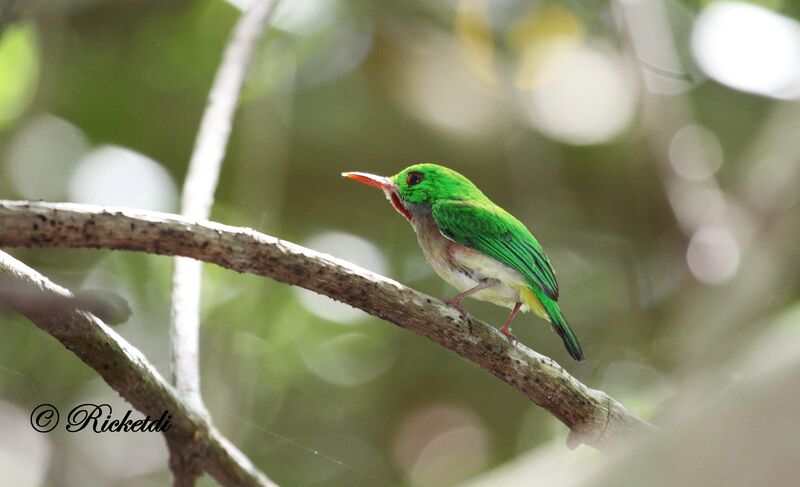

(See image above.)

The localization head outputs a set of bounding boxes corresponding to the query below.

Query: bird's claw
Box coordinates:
[444,298,469,320]
[500,328,518,345]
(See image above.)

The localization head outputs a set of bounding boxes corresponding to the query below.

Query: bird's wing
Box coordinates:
[432,200,559,300]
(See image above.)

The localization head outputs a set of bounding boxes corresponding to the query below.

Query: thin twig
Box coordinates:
[0,250,279,487]
[171,0,279,419]
[0,201,655,448]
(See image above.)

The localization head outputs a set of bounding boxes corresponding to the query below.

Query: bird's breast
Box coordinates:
[410,210,527,309]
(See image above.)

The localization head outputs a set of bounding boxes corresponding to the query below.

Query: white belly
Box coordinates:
[447,246,528,309]
[412,214,529,310]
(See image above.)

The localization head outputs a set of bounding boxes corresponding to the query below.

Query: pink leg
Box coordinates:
[499,302,522,344]
[445,280,494,319]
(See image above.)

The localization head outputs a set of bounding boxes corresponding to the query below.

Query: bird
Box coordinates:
[342,163,584,361]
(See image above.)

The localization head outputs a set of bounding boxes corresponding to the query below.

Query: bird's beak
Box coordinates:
[343,170,414,223]
[342,171,395,191]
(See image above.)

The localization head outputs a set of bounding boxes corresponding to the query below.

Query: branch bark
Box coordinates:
[0,250,278,487]
[0,200,655,448]
[171,0,278,421]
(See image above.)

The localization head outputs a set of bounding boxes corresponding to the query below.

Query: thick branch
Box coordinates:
[171,0,279,418]
[0,250,278,487]
[0,200,654,448]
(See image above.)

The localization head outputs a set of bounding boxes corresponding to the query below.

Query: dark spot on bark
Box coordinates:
[32,223,38,230]
[36,214,46,222]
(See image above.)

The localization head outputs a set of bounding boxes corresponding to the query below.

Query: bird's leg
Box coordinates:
[499,302,522,344]
[444,279,495,319]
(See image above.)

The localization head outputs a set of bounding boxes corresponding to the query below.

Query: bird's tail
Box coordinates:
[523,287,584,361]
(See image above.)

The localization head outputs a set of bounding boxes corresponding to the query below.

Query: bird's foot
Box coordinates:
[444,297,469,320]
[500,326,518,345]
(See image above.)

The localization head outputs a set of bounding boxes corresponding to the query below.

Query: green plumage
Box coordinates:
[537,290,583,361]
[344,163,584,361]
[432,200,559,300]
[432,199,583,361]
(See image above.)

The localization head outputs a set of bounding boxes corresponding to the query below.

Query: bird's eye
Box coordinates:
[406,171,424,186]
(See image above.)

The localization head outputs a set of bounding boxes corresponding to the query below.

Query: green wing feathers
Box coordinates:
[433,200,584,361]
[432,200,559,299]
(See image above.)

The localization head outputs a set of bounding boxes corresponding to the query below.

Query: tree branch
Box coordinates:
[0,200,654,448]
[0,250,278,487]
[171,0,279,420]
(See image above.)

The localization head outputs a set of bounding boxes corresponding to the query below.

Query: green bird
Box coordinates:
[343,163,584,361]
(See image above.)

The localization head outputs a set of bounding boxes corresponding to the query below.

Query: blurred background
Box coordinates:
[1,0,800,485]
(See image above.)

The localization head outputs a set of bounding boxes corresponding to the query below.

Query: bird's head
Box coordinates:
[342,163,483,223]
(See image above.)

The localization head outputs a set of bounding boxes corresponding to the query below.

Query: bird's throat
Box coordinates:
[389,192,413,223]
